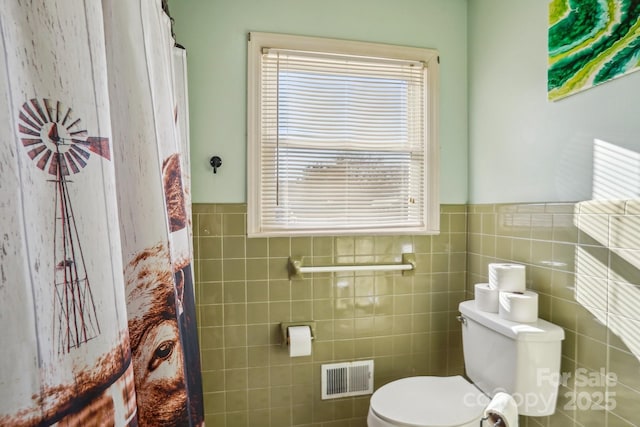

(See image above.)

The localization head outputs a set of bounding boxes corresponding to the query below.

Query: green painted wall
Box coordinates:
[468,0,640,204]
[170,0,468,204]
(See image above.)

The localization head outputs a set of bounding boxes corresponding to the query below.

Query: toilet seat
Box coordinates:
[369,376,489,427]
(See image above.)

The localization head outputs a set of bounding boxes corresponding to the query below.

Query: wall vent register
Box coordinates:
[321,360,374,399]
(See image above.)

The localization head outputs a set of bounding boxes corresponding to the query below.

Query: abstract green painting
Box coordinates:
[548,0,640,101]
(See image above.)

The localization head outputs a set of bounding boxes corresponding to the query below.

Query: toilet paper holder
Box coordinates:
[481,414,505,426]
[280,321,316,347]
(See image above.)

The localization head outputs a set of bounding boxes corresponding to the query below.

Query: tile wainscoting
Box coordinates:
[192,201,640,427]
[193,204,467,427]
[468,201,640,427]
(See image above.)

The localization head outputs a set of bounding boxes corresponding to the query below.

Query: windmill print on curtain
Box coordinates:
[548,0,640,101]
[0,1,204,426]
[0,2,137,425]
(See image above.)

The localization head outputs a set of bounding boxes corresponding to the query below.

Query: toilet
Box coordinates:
[367,300,565,427]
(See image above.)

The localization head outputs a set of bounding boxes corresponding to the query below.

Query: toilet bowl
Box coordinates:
[367,300,565,426]
[367,376,489,427]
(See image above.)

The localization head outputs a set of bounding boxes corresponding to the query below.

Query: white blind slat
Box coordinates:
[249,34,438,235]
[261,47,424,230]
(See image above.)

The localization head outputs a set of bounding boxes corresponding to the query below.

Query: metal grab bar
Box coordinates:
[288,253,416,279]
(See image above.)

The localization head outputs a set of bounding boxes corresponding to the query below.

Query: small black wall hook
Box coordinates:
[209,156,222,174]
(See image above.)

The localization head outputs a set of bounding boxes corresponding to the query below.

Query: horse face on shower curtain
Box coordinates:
[125,243,188,426]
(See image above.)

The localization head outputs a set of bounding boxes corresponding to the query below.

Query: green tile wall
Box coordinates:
[468,202,640,427]
[193,204,467,427]
[194,201,640,427]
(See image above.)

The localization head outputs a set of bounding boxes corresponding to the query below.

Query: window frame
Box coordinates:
[247,32,440,237]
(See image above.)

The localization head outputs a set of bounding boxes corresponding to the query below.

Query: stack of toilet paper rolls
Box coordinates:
[474,263,539,323]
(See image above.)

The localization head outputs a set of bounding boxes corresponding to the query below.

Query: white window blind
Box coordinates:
[248,33,440,236]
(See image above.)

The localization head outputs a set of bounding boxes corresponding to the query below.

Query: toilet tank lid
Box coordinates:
[459,300,565,342]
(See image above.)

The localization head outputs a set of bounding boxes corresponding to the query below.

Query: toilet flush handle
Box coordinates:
[456,315,467,325]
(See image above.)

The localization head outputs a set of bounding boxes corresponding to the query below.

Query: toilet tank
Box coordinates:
[458,300,564,417]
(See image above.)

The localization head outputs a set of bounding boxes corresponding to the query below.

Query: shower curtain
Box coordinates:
[0,1,204,426]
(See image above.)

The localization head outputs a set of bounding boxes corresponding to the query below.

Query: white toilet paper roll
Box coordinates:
[288,325,312,357]
[484,392,519,427]
[498,290,538,323]
[475,283,499,313]
[488,263,526,292]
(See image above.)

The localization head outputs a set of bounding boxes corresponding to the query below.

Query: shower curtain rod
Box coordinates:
[288,253,416,279]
